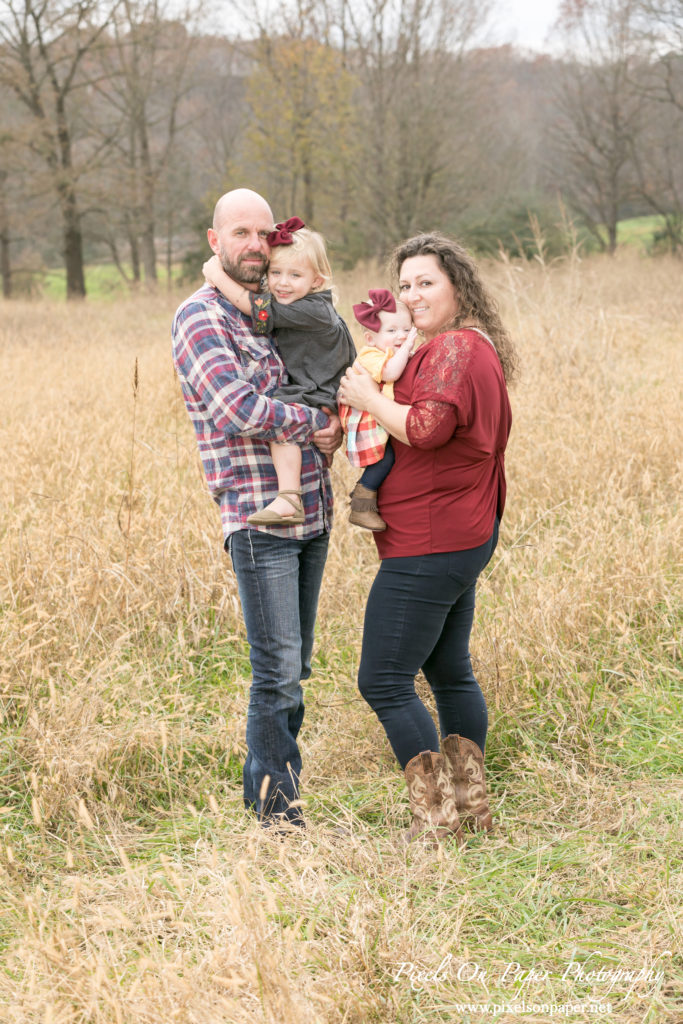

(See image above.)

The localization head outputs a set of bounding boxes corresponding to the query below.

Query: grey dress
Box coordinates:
[251,289,356,411]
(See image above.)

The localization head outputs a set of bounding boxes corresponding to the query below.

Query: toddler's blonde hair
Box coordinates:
[269,227,333,293]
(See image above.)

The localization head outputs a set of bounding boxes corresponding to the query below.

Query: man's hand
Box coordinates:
[313,406,343,459]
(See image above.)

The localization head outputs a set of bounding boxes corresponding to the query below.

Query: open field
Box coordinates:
[20,215,670,301]
[0,250,681,1023]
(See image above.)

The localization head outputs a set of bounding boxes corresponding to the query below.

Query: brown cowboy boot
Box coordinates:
[403,750,463,847]
[348,482,386,532]
[441,735,494,833]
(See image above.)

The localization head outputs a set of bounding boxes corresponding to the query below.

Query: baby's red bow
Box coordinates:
[352,288,397,332]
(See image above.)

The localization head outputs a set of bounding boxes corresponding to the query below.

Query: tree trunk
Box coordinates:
[166,202,174,290]
[1,232,11,298]
[140,220,157,286]
[126,215,141,284]
[663,214,683,255]
[61,187,86,298]
[55,96,86,298]
[607,198,618,254]
[0,173,10,298]
[139,119,157,286]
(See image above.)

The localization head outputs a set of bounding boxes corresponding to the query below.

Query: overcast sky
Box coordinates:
[495,0,562,51]
[214,0,565,51]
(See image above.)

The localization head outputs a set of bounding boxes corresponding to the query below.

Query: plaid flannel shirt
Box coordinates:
[339,403,389,467]
[172,284,333,542]
[338,343,394,467]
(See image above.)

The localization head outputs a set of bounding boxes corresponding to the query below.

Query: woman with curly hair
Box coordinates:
[338,233,518,845]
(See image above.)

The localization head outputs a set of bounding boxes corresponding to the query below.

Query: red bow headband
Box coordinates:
[268,216,305,247]
[352,288,397,332]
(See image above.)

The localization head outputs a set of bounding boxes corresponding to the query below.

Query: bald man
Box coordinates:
[172,189,342,829]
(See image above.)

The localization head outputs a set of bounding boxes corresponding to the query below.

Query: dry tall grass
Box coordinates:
[0,250,680,1023]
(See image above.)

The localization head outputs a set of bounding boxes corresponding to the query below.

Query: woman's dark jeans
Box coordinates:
[358,521,499,769]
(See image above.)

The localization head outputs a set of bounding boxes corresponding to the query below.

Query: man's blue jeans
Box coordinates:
[228,528,329,825]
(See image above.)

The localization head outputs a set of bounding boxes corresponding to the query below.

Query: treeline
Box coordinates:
[0,0,681,298]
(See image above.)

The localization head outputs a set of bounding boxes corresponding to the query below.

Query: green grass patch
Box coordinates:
[617,215,666,249]
[38,262,182,300]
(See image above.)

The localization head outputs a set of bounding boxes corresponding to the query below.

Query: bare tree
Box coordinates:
[335,0,493,253]
[0,160,10,297]
[637,0,683,107]
[0,0,120,297]
[93,0,196,287]
[0,79,60,296]
[630,0,683,251]
[221,0,359,256]
[239,33,357,229]
[223,0,492,257]
[0,89,20,297]
[549,0,646,253]
[183,34,248,187]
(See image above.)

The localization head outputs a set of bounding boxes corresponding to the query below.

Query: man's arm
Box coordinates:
[173,298,327,443]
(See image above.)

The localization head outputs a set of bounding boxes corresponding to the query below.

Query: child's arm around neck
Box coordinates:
[203,255,258,316]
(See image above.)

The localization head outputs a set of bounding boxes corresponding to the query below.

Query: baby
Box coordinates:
[339,289,416,531]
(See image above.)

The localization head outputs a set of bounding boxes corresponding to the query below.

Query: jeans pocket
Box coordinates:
[446,545,490,587]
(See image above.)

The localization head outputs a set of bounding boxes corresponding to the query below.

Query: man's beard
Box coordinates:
[219,244,267,284]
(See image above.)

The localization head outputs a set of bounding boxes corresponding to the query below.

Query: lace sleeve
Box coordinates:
[406,400,458,449]
[412,331,474,404]
[405,334,474,448]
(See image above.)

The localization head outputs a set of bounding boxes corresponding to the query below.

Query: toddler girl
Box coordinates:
[339,289,416,531]
[203,217,356,525]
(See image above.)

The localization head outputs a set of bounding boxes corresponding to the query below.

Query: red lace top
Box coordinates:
[375,328,512,558]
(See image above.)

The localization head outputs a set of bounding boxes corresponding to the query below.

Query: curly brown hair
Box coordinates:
[390,233,519,384]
